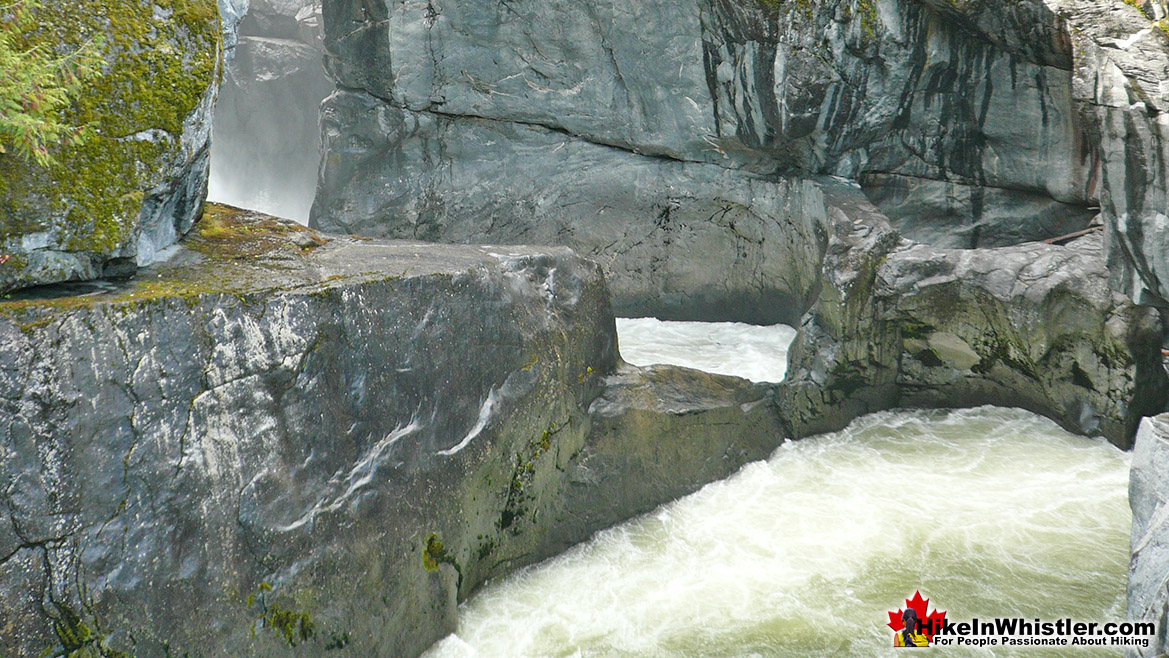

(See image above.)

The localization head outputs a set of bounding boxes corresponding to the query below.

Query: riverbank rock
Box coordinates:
[1127,413,1169,657]
[780,185,1167,448]
[0,0,224,294]
[558,363,784,537]
[210,0,332,222]
[0,204,795,658]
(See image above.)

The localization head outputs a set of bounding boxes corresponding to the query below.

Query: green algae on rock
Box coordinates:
[0,0,222,295]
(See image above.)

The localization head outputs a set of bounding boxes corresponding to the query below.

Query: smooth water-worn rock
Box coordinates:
[0,204,792,658]
[0,204,614,657]
[1128,413,1169,657]
[312,0,1098,285]
[210,0,331,222]
[1057,0,1169,308]
[0,0,223,294]
[781,187,1167,447]
[561,363,784,535]
[314,91,829,323]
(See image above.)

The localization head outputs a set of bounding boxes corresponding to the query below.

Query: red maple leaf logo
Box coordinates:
[887,590,947,641]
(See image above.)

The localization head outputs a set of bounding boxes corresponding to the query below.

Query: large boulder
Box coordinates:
[209,0,332,222]
[0,204,791,658]
[561,363,785,535]
[0,0,224,294]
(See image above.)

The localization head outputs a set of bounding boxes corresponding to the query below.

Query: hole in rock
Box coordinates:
[615,318,798,383]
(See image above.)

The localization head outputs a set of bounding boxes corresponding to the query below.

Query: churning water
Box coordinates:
[424,322,1131,658]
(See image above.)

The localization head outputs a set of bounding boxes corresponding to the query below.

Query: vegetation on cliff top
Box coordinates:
[0,0,221,264]
[0,0,103,166]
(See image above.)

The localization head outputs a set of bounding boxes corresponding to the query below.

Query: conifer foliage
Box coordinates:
[0,0,102,167]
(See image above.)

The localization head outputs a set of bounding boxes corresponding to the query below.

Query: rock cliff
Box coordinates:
[309,0,1104,317]
[0,0,224,294]
[304,1,1169,652]
[0,205,785,658]
[1128,413,1169,656]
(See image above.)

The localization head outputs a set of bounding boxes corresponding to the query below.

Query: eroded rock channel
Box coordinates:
[3,0,1169,655]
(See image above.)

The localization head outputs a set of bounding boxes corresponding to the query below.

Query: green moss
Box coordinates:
[190,204,327,260]
[40,602,132,658]
[1122,0,1153,18]
[0,0,221,258]
[0,203,334,327]
[245,582,316,649]
[856,0,878,38]
[422,532,464,589]
[262,604,315,648]
[421,533,446,572]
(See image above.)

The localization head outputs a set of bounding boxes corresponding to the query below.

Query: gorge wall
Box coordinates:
[3,0,1169,655]
[303,1,1169,652]
[310,0,1103,323]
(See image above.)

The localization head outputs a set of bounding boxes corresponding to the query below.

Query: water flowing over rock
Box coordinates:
[210,0,332,222]
[0,0,224,294]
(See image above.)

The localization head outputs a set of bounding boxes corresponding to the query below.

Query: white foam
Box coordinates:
[425,407,1131,658]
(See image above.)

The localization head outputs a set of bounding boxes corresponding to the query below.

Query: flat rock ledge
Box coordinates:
[0,204,784,658]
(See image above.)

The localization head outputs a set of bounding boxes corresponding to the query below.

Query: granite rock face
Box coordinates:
[0,205,789,658]
[781,185,1167,448]
[0,0,223,294]
[562,363,784,534]
[314,91,829,323]
[311,0,1101,306]
[210,0,332,223]
[1058,0,1169,308]
[1128,413,1169,657]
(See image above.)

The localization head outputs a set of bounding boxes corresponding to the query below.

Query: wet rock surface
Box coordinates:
[311,0,1100,313]
[1060,0,1169,308]
[313,91,829,323]
[0,205,789,658]
[1128,413,1169,657]
[781,184,1166,448]
[561,363,785,536]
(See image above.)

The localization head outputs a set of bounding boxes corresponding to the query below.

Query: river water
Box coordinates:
[424,321,1131,657]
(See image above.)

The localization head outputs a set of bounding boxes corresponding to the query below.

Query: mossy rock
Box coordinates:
[0,0,222,295]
